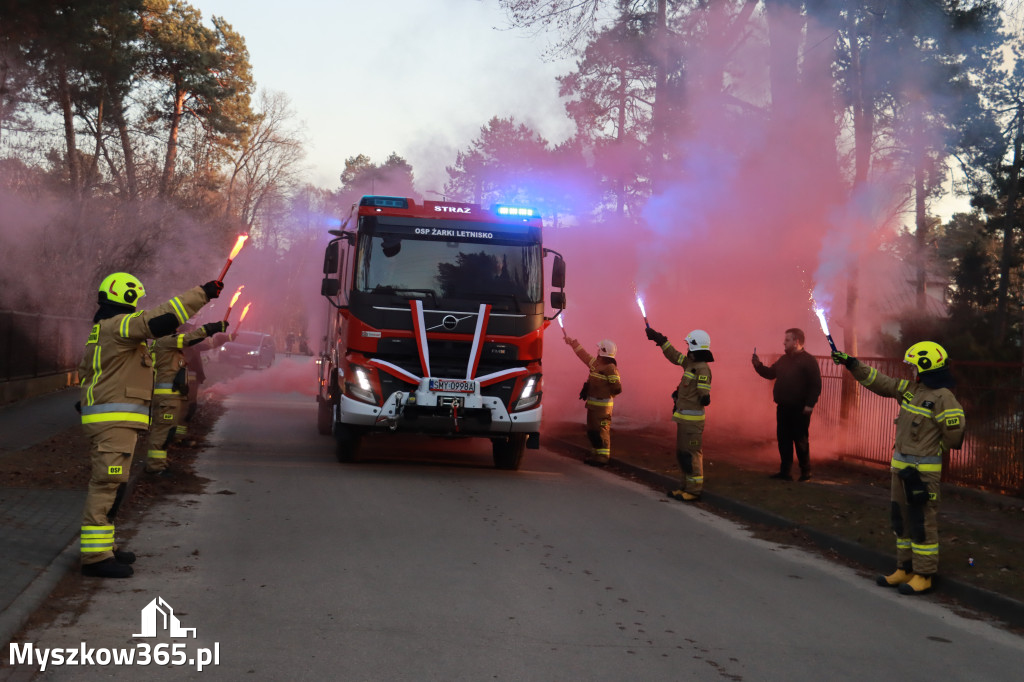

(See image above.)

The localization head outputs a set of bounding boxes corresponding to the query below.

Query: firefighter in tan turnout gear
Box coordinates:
[565,336,622,465]
[78,273,222,578]
[144,320,229,474]
[832,341,966,595]
[179,325,234,443]
[646,327,713,502]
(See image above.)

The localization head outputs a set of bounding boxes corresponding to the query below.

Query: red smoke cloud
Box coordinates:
[540,7,922,461]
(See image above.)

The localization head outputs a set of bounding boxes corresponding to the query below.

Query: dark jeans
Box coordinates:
[776,405,811,476]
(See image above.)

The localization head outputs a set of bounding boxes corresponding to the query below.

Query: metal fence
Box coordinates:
[0,310,90,381]
[811,356,1024,495]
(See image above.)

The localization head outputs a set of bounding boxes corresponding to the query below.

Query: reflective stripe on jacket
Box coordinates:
[78,287,208,431]
[569,339,622,410]
[660,341,711,424]
[851,361,966,467]
[151,326,211,393]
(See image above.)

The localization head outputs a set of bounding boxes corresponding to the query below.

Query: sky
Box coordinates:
[191,0,576,194]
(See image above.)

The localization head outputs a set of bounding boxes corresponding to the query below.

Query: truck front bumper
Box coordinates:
[337,389,541,437]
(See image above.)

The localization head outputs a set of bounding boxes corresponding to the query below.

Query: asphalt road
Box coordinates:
[9,390,1024,680]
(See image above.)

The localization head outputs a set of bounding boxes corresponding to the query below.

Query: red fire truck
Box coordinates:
[317,195,566,470]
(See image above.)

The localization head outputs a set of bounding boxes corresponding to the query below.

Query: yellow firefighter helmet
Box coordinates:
[98,272,146,308]
[904,341,947,373]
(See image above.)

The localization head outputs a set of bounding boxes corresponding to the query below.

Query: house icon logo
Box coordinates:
[133,597,197,638]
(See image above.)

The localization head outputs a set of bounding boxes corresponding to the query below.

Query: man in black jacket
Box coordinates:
[752,328,822,481]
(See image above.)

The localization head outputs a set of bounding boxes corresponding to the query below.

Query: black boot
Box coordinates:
[82,557,133,578]
[114,549,136,564]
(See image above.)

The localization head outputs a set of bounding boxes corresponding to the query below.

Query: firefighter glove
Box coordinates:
[831,350,856,368]
[201,280,224,299]
[202,321,228,336]
[645,327,667,346]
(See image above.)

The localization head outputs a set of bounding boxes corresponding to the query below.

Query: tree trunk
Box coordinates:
[616,63,627,218]
[86,93,105,197]
[995,103,1023,341]
[111,93,138,200]
[765,0,800,121]
[650,0,667,182]
[841,16,874,420]
[160,84,186,198]
[56,54,80,197]
[913,143,928,308]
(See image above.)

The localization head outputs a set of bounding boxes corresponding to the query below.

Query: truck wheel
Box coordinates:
[316,398,332,435]
[492,434,526,470]
[334,425,363,463]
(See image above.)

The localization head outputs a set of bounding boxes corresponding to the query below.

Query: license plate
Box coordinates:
[429,378,476,393]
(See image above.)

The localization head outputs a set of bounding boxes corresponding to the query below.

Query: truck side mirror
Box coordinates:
[323,242,339,274]
[550,292,566,310]
[551,255,565,289]
[321,278,341,297]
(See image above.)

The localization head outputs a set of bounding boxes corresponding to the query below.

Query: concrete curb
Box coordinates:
[0,539,78,648]
[1,445,151,648]
[552,438,1024,631]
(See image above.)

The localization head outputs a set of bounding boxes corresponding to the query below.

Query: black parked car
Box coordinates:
[218,331,276,369]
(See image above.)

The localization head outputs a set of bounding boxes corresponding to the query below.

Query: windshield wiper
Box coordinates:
[475,291,522,312]
[373,286,438,305]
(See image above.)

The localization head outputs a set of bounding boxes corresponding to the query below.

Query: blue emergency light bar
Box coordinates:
[360,196,409,209]
[494,205,538,218]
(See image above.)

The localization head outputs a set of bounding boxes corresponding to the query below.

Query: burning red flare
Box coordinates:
[223,285,245,321]
[234,303,253,333]
[218,234,249,280]
[228,234,248,260]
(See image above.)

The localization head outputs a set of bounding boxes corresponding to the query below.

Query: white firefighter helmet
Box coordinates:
[597,339,617,358]
[685,329,711,352]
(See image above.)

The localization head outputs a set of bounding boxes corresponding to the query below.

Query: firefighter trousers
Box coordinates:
[890,466,941,575]
[81,426,137,565]
[146,395,184,472]
[585,407,612,463]
[675,422,704,495]
[179,368,199,439]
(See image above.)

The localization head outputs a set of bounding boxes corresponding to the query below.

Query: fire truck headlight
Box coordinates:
[346,366,377,404]
[514,374,541,411]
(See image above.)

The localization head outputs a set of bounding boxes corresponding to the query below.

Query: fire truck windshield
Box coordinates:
[356,233,543,306]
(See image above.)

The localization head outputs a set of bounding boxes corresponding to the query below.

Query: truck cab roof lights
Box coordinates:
[360,196,410,209]
[494,205,538,218]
